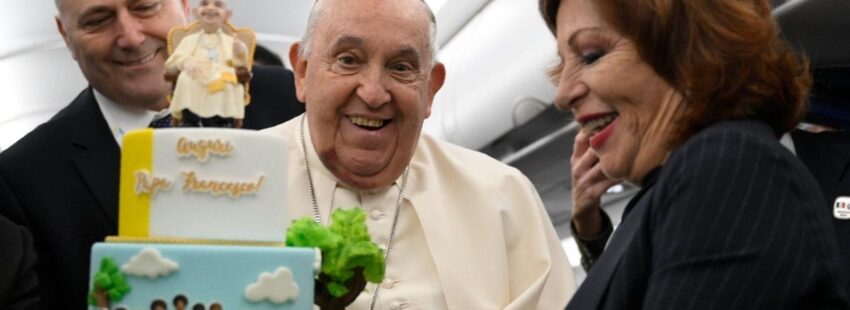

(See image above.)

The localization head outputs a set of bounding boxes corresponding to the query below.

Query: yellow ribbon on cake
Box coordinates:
[119,129,154,237]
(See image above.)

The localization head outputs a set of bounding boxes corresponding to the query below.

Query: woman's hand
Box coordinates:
[571,129,620,238]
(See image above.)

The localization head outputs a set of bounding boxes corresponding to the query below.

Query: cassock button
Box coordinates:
[390,300,410,309]
[381,278,395,289]
[370,209,384,220]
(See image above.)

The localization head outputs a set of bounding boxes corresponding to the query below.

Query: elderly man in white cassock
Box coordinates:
[263,0,576,309]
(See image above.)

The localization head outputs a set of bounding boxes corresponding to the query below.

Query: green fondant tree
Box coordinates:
[286,208,385,310]
[87,257,132,306]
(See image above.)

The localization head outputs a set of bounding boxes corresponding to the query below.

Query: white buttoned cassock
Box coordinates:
[265,115,576,309]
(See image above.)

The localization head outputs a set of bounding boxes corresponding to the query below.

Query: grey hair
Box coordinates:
[298,0,439,65]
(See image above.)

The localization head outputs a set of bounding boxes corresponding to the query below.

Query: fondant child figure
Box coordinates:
[173,294,189,310]
[165,0,252,128]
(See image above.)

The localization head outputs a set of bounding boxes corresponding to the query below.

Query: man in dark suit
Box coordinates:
[0,0,302,308]
[777,0,850,276]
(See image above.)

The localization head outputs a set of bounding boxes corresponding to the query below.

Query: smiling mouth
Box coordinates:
[114,49,159,67]
[349,116,389,130]
[580,112,619,135]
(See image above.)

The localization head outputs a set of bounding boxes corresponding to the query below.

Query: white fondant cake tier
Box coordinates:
[118,128,288,242]
[89,243,315,309]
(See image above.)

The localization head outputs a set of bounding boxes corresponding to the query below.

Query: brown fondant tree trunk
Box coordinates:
[315,267,368,310]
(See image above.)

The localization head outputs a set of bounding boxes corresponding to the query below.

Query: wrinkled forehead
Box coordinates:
[56,0,176,18]
[317,0,432,48]
[56,0,112,17]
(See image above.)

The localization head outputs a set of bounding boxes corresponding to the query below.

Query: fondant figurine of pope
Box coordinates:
[165,0,251,128]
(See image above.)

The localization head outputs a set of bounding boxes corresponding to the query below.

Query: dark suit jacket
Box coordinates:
[0,65,303,308]
[567,120,849,309]
[791,129,850,277]
[0,213,38,309]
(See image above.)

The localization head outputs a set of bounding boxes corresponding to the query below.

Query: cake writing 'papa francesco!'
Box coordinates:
[89,128,316,310]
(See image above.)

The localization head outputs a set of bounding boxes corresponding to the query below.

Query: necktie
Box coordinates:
[149,114,172,128]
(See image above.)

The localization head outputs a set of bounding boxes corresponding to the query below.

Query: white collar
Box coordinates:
[93,89,166,146]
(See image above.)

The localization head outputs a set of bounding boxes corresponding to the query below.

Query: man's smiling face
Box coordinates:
[291,0,445,189]
[56,0,190,110]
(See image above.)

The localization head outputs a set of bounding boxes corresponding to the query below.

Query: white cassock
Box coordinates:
[264,115,576,309]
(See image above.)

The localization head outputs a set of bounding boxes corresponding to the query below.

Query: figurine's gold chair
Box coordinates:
[166,21,257,105]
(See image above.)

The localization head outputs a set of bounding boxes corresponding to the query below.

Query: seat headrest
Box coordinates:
[775,0,850,68]
[775,0,850,128]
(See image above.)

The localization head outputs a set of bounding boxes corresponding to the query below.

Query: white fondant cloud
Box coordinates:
[244,267,300,303]
[121,247,179,279]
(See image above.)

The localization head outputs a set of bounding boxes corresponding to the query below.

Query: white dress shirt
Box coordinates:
[93,89,168,146]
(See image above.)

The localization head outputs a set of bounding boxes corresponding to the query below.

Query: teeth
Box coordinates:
[583,114,617,133]
[350,116,385,128]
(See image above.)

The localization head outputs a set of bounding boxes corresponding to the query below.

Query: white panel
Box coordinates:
[424,0,558,150]
[0,1,62,58]
[226,0,312,38]
[0,47,87,149]
[147,129,288,242]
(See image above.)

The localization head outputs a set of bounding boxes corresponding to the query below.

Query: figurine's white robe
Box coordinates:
[165,29,247,120]
[265,115,576,309]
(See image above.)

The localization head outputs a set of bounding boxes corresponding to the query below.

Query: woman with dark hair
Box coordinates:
[539,0,849,308]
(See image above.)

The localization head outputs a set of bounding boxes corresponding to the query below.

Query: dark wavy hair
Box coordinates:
[540,0,810,144]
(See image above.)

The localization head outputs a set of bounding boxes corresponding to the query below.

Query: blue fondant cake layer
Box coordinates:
[89,243,315,310]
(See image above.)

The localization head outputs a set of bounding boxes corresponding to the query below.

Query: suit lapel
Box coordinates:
[567,191,652,309]
[69,88,121,228]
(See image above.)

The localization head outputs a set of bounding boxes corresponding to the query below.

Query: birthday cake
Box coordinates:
[88,128,316,310]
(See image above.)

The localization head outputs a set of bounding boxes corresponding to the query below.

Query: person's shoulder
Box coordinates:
[662,120,816,196]
[670,119,795,167]
[411,135,541,212]
[0,123,67,176]
[0,91,92,169]
[415,134,525,180]
[260,115,300,136]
